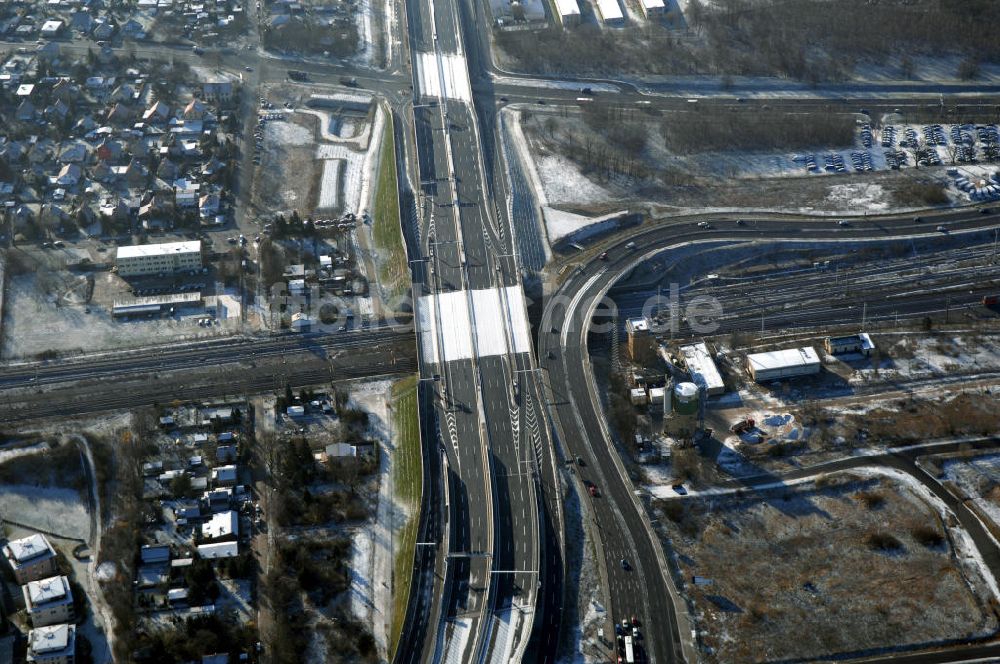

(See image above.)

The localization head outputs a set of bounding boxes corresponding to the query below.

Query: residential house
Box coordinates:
[51,80,77,104]
[54,164,82,187]
[3,534,58,584]
[201,156,224,178]
[215,445,236,463]
[121,18,145,39]
[201,80,233,103]
[26,623,75,664]
[201,510,238,540]
[124,158,148,187]
[203,488,232,512]
[105,102,131,124]
[95,139,124,163]
[140,544,170,565]
[15,99,36,122]
[92,21,114,41]
[40,20,63,37]
[57,142,86,164]
[198,192,219,221]
[183,99,207,121]
[156,159,179,181]
[70,10,93,33]
[143,101,170,124]
[111,83,137,104]
[44,100,70,125]
[23,576,74,627]
[212,464,237,487]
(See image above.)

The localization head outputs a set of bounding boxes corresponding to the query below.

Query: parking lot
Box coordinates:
[797,122,1000,177]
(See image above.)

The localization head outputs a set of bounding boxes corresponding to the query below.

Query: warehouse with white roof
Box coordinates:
[115,240,202,277]
[593,0,624,25]
[679,342,725,395]
[552,0,581,25]
[746,347,821,382]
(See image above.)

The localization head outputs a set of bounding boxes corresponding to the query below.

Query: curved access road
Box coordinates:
[538,210,1000,663]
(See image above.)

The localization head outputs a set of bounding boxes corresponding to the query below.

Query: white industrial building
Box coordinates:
[27,623,75,664]
[23,576,74,627]
[115,240,202,277]
[552,0,581,25]
[746,347,821,382]
[679,342,725,396]
[593,0,624,25]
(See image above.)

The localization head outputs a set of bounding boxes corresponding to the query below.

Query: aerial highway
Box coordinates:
[539,213,1000,663]
[394,0,553,656]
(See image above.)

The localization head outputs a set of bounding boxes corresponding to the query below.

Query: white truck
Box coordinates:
[624,635,636,663]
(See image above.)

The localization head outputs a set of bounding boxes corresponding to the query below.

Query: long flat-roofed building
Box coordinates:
[593,0,624,25]
[27,623,75,664]
[23,576,74,627]
[115,240,202,277]
[679,342,725,396]
[746,347,821,382]
[3,534,58,584]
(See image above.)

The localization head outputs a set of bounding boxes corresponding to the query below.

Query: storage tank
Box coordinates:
[673,382,700,416]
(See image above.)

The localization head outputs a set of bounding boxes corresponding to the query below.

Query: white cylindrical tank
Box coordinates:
[673,382,699,416]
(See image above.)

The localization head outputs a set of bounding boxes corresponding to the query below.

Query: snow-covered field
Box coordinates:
[346,379,402,658]
[854,334,1000,384]
[316,144,365,214]
[264,119,313,146]
[1,274,238,358]
[0,485,89,540]
[535,154,616,207]
[317,159,344,210]
[824,182,891,213]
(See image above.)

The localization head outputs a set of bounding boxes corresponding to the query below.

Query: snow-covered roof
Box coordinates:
[5,533,54,563]
[198,541,238,559]
[625,317,649,333]
[747,347,820,372]
[26,576,70,606]
[201,510,238,540]
[594,0,623,21]
[29,624,74,655]
[679,342,725,394]
[553,0,579,17]
[116,240,201,259]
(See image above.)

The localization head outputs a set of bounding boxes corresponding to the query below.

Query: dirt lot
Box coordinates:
[252,111,322,217]
[653,470,999,662]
